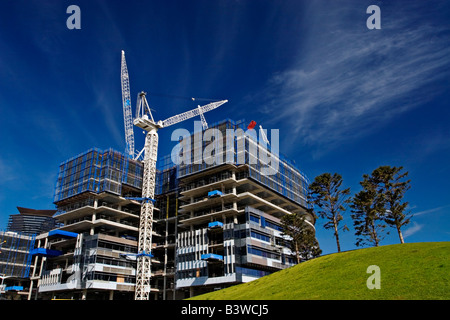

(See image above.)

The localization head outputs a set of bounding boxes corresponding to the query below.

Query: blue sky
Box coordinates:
[0,0,449,255]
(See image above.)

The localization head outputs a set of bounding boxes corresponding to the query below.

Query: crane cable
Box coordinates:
[147,92,224,102]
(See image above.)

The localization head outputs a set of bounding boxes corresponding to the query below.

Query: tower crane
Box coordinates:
[133,91,227,300]
[121,50,135,157]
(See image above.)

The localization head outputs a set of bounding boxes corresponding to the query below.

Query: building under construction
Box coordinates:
[0,231,36,300]
[1,51,317,300]
[24,119,315,300]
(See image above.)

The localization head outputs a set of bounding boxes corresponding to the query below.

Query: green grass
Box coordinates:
[189,242,450,300]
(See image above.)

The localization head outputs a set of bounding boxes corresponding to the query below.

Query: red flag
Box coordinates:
[247,120,257,130]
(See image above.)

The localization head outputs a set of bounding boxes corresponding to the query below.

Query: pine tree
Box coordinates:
[366,166,412,244]
[350,184,388,247]
[308,173,350,253]
[281,212,321,263]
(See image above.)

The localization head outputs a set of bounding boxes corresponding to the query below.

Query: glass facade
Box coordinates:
[7,208,60,236]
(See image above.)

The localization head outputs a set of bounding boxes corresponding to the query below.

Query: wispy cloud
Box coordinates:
[414,205,450,217]
[257,2,450,155]
[403,222,423,238]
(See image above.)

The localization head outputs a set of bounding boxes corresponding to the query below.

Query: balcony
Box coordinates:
[178,204,238,227]
[179,171,236,196]
[179,189,237,213]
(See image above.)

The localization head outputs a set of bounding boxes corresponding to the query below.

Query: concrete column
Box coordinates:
[27,280,34,300]
[91,212,96,235]
[31,239,41,277]
[39,238,48,282]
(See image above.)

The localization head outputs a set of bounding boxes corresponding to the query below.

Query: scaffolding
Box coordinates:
[0,231,35,278]
[155,154,179,196]
[174,118,310,208]
[54,148,144,204]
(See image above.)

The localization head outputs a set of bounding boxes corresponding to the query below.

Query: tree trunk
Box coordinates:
[370,220,379,247]
[295,242,301,264]
[397,224,405,244]
[333,218,341,253]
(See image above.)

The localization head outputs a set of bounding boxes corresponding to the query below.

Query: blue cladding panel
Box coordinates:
[30,248,63,257]
[208,221,223,228]
[208,190,223,197]
[5,286,24,291]
[48,229,78,239]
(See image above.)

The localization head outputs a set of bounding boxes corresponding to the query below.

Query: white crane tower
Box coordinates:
[120,53,227,299]
[121,51,227,299]
[133,92,227,300]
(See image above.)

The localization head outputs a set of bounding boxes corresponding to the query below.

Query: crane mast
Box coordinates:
[121,50,135,157]
[133,91,227,300]
[133,92,159,300]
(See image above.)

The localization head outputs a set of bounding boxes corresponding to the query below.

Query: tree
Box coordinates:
[350,183,388,247]
[366,166,412,244]
[308,173,350,253]
[297,228,322,262]
[281,212,321,263]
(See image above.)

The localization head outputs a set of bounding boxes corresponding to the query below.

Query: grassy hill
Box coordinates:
[189,242,449,300]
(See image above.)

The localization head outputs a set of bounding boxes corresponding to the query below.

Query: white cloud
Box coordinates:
[403,222,423,239]
[414,205,450,217]
[258,2,450,154]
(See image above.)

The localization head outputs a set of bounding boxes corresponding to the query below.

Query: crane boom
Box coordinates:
[161,100,228,128]
[198,105,208,130]
[121,50,135,157]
